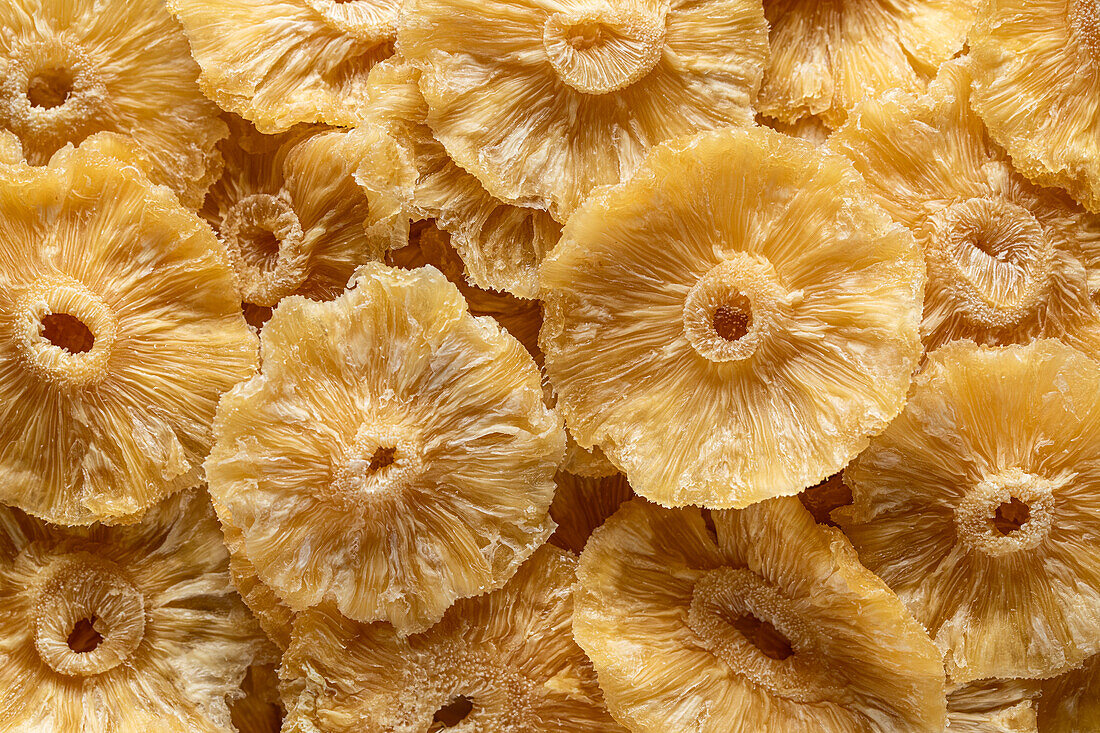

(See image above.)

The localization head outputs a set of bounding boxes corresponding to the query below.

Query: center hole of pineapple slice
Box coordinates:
[688,567,842,703]
[543,7,667,95]
[713,299,753,342]
[1071,0,1100,60]
[927,197,1053,328]
[955,468,1059,557]
[329,424,424,506]
[222,192,307,308]
[432,695,474,728]
[67,616,103,653]
[41,312,95,354]
[27,66,73,109]
[993,497,1031,536]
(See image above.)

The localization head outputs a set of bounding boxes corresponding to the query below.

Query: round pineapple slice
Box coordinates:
[280,545,624,732]
[202,115,409,330]
[573,496,946,732]
[362,59,562,298]
[758,0,980,128]
[206,262,565,634]
[969,0,1100,213]
[549,471,635,555]
[168,0,398,133]
[1038,653,1100,732]
[835,340,1100,682]
[230,663,284,733]
[946,680,1040,733]
[830,60,1100,356]
[0,144,257,526]
[397,0,770,221]
[0,0,226,207]
[0,490,268,731]
[540,126,924,508]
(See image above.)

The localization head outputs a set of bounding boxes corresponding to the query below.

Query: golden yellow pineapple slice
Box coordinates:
[540,125,924,508]
[1038,653,1100,732]
[220,517,295,650]
[202,115,409,330]
[230,663,284,733]
[0,490,268,731]
[280,545,624,732]
[397,0,769,221]
[168,0,398,133]
[205,263,565,634]
[548,471,634,555]
[836,339,1100,682]
[758,0,980,128]
[0,0,227,207]
[969,0,1100,213]
[0,145,256,526]
[573,496,946,732]
[362,59,562,299]
[946,680,1040,733]
[830,60,1100,356]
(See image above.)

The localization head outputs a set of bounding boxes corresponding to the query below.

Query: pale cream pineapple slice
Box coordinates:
[0,490,268,731]
[205,263,565,634]
[969,0,1100,214]
[835,340,1100,682]
[759,0,980,128]
[0,0,226,207]
[220,516,295,650]
[168,0,399,133]
[540,125,924,508]
[548,471,635,555]
[362,59,562,299]
[1038,653,1100,732]
[830,60,1100,356]
[397,0,769,221]
[230,662,284,733]
[0,144,256,526]
[202,115,409,330]
[573,497,946,732]
[946,680,1041,733]
[280,545,624,732]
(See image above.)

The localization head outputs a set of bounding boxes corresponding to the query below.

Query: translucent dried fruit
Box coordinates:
[168,0,398,133]
[549,471,634,555]
[1038,653,1100,733]
[540,126,924,508]
[836,340,1100,682]
[280,546,623,733]
[202,115,409,329]
[561,440,618,479]
[0,490,268,731]
[0,0,227,207]
[206,263,564,634]
[946,679,1040,733]
[0,145,257,525]
[220,517,295,650]
[969,0,1100,213]
[830,61,1100,356]
[758,0,980,128]
[573,497,946,732]
[362,59,562,298]
[398,0,770,221]
[230,663,284,733]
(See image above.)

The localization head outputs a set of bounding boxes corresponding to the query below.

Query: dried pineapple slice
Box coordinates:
[220,517,295,650]
[830,61,1100,355]
[540,126,924,508]
[362,59,562,299]
[202,115,409,330]
[398,0,769,221]
[573,497,946,732]
[946,680,1040,733]
[1038,653,1100,732]
[0,490,268,731]
[206,263,565,634]
[836,340,1100,682]
[230,663,284,733]
[969,0,1100,213]
[168,0,399,133]
[758,0,980,128]
[0,0,226,207]
[0,145,257,526]
[549,471,634,555]
[280,545,623,732]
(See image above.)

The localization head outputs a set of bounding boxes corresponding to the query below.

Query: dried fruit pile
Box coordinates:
[0,0,1099,731]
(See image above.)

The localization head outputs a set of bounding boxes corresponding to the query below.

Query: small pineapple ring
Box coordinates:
[221,191,308,307]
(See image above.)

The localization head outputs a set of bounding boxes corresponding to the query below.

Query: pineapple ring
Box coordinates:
[221,192,308,307]
[836,339,1100,682]
[542,6,667,95]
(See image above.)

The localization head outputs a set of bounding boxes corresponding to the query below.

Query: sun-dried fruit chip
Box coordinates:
[549,471,634,555]
[946,679,1040,733]
[836,340,1100,682]
[573,497,946,732]
[206,263,564,634]
[0,0,227,207]
[219,517,295,650]
[0,490,268,731]
[830,61,1100,356]
[202,115,408,330]
[969,0,1100,213]
[398,0,769,221]
[1038,653,1100,733]
[230,662,284,733]
[0,145,256,525]
[540,126,924,508]
[758,0,980,128]
[280,546,623,732]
